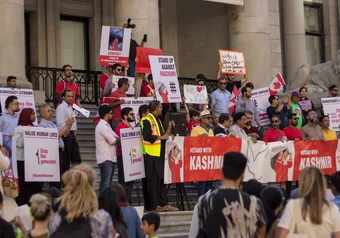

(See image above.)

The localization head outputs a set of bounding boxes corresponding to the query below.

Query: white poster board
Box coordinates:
[218,50,246,75]
[111,76,135,95]
[321,97,340,131]
[183,85,208,104]
[149,56,182,103]
[99,26,131,66]
[0,88,37,125]
[120,128,145,182]
[251,87,271,126]
[121,97,154,125]
[24,127,60,182]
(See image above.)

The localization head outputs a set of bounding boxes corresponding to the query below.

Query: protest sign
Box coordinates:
[120,128,145,182]
[251,87,271,126]
[321,97,340,131]
[218,50,246,75]
[121,97,154,126]
[183,85,208,104]
[204,0,244,5]
[99,26,131,66]
[298,100,312,111]
[0,88,37,125]
[72,104,90,118]
[24,127,60,182]
[164,137,340,184]
[0,133,18,187]
[136,47,163,73]
[111,76,135,95]
[149,56,182,103]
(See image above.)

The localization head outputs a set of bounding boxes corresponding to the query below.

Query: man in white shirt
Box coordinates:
[56,90,81,173]
[95,105,119,194]
[229,112,248,139]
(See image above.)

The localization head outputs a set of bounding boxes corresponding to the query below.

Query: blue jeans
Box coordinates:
[127,60,136,77]
[99,160,116,195]
[198,181,214,198]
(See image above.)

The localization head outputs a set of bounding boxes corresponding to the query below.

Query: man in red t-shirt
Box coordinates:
[283,113,303,141]
[55,65,80,108]
[109,77,129,130]
[263,114,286,143]
[115,107,135,203]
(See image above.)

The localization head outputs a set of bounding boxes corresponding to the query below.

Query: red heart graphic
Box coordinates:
[197,87,202,93]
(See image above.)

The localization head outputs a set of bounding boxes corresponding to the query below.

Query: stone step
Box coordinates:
[158,221,191,234]
[159,211,194,223]
[158,232,189,238]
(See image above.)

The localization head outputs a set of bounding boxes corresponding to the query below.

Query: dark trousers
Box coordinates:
[48,148,66,190]
[61,131,81,171]
[142,155,151,211]
[117,155,134,204]
[16,161,42,206]
[144,154,167,210]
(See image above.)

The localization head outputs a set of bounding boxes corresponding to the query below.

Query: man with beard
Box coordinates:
[103,63,124,98]
[283,113,303,141]
[301,110,324,141]
[236,87,260,127]
[115,107,136,203]
[0,96,19,134]
[243,111,259,139]
[263,115,286,143]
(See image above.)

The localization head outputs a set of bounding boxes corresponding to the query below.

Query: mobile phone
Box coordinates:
[143,34,148,42]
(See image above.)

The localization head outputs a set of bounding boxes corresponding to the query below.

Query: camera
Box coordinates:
[127,18,136,29]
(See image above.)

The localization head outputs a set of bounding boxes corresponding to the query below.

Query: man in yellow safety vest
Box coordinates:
[141,100,179,212]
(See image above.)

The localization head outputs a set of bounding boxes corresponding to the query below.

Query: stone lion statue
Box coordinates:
[291,49,340,93]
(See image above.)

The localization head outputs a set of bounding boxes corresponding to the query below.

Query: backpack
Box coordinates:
[53,80,78,109]
[50,208,92,238]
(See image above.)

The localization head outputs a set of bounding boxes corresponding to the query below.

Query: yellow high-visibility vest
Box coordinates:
[141,113,164,157]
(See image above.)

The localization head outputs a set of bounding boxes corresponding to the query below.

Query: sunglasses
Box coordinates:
[129,113,135,116]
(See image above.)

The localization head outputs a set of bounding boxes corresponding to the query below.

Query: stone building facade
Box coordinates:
[0,0,339,91]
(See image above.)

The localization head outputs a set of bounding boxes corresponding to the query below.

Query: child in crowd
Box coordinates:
[141,212,160,238]
[183,98,201,134]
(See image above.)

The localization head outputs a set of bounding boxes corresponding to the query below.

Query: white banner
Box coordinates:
[149,56,182,103]
[251,87,271,126]
[321,97,340,131]
[120,128,145,182]
[121,97,154,126]
[111,76,135,95]
[99,26,131,66]
[183,85,208,104]
[0,88,37,125]
[204,0,243,5]
[24,127,60,182]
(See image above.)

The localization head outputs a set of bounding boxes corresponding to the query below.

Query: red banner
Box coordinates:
[292,140,338,180]
[136,47,163,73]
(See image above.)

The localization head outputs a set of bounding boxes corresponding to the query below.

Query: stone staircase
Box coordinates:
[37,103,196,237]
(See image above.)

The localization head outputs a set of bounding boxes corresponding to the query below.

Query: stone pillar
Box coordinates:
[282,0,306,85]
[0,0,32,88]
[114,0,160,49]
[229,0,271,88]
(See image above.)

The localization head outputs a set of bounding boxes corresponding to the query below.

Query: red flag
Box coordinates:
[269,73,286,95]
[228,86,240,114]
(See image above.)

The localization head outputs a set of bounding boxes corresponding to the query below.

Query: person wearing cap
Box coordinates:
[95,105,120,194]
[287,91,304,129]
[190,110,214,197]
[301,110,324,141]
[330,171,340,209]
[141,100,179,212]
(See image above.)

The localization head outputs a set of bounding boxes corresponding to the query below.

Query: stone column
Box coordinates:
[282,0,306,85]
[0,0,32,88]
[114,0,160,49]
[229,0,271,88]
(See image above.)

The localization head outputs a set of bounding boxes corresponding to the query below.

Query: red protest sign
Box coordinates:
[136,47,163,73]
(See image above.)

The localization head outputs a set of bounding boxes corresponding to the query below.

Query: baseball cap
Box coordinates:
[200,110,213,118]
[291,91,301,98]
